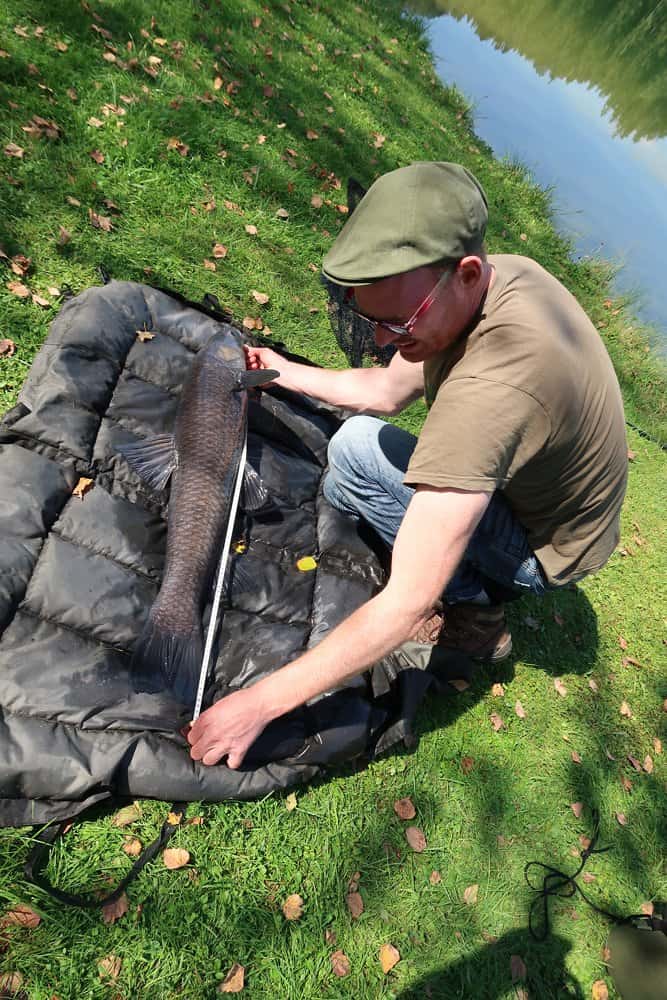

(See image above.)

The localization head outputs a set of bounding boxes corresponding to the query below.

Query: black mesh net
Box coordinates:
[322,274,396,369]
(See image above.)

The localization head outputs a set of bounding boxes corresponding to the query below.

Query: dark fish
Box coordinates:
[119,333,278,705]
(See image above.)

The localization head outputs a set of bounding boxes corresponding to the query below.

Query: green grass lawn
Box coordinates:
[0,1,665,998]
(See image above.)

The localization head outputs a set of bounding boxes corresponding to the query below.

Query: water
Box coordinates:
[413,1,667,351]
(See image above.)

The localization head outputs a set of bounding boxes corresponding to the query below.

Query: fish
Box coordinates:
[119,332,278,705]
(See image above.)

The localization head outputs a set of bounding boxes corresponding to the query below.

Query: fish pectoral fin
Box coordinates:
[118,433,177,491]
[235,369,280,390]
[242,461,271,511]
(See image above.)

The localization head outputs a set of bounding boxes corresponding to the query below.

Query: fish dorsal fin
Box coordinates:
[118,433,177,491]
[242,461,271,511]
[235,369,280,391]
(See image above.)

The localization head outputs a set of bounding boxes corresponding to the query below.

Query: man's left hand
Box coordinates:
[186,687,270,767]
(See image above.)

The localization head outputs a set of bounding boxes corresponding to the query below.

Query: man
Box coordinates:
[187,161,627,767]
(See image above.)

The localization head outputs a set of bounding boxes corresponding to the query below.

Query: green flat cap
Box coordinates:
[322,161,488,286]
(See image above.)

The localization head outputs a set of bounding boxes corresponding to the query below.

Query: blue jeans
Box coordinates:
[323,416,547,605]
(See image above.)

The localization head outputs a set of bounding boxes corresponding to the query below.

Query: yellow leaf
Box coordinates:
[285,792,297,812]
[167,811,183,825]
[296,556,317,571]
[136,330,155,342]
[282,893,304,920]
[72,477,94,500]
[379,943,400,973]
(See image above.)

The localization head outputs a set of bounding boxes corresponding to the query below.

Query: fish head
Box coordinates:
[202,329,246,372]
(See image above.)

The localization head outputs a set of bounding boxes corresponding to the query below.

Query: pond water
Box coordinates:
[412,1,667,352]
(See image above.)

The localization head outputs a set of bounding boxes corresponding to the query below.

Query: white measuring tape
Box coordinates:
[192,434,248,722]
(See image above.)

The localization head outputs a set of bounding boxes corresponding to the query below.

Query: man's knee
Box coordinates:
[326,415,381,481]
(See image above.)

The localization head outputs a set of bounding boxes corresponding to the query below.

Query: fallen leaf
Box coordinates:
[618,635,628,650]
[461,756,474,774]
[582,872,596,883]
[605,748,616,761]
[186,815,204,826]
[627,448,637,461]
[89,210,113,232]
[7,280,30,298]
[335,204,349,214]
[276,208,289,219]
[112,802,141,827]
[285,792,297,812]
[122,837,142,857]
[306,129,319,140]
[32,293,50,308]
[244,224,258,236]
[203,199,216,212]
[491,683,505,697]
[219,962,245,993]
[379,943,400,974]
[347,871,360,893]
[405,826,427,852]
[10,253,30,276]
[242,316,263,331]
[212,243,228,259]
[163,848,190,870]
[654,738,662,755]
[167,811,182,826]
[98,955,122,981]
[282,893,304,920]
[65,195,81,207]
[0,338,16,356]
[136,330,155,342]
[251,290,269,305]
[393,797,416,820]
[72,477,94,500]
[296,555,317,571]
[592,980,609,1000]
[102,892,129,925]
[0,973,23,993]
[621,776,633,792]
[520,233,528,241]
[463,883,479,905]
[588,678,599,693]
[510,954,527,982]
[627,754,642,772]
[514,700,526,719]
[203,259,216,271]
[615,812,627,826]
[311,195,323,208]
[330,950,350,977]
[554,678,568,697]
[643,755,653,774]
[429,870,441,885]
[449,678,470,692]
[579,835,592,849]
[58,225,71,245]
[620,701,632,718]
[622,656,642,668]
[372,132,386,148]
[641,901,654,916]
[67,87,78,101]
[166,137,189,157]
[571,751,582,764]
[89,149,105,164]
[4,142,25,158]
[1,903,41,929]
[345,891,363,919]
[571,802,584,819]
[490,712,504,731]
[88,116,105,128]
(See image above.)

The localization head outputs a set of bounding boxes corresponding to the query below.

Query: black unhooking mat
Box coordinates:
[0,281,458,831]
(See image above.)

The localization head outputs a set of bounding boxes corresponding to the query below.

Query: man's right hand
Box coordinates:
[244,344,285,378]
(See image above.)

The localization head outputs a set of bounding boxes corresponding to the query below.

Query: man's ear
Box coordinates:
[347,178,367,214]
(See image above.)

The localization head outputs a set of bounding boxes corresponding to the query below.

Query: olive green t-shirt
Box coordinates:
[405,255,628,585]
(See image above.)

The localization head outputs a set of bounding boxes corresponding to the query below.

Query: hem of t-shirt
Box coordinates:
[403,471,505,491]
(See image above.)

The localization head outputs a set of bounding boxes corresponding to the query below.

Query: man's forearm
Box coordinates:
[277,360,395,415]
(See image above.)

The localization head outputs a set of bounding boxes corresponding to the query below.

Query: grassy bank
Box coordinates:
[0,2,665,999]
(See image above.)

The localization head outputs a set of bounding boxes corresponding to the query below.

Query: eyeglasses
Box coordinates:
[345,269,452,340]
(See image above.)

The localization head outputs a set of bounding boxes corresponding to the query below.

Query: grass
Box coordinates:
[0,1,665,998]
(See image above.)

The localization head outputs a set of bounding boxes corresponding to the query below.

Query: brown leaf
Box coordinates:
[67,87,78,101]
[429,870,442,885]
[102,892,129,925]
[58,225,71,246]
[112,802,141,827]
[166,137,189,157]
[0,338,16,356]
[641,901,654,916]
[571,802,584,819]
[203,259,216,271]
[98,954,122,981]
[310,195,323,208]
[4,142,25,158]
[571,751,582,764]
[219,962,245,993]
[212,243,228,259]
[393,797,416,820]
[622,656,642,668]
[510,954,527,982]
[242,316,263,331]
[276,208,289,219]
[122,837,142,857]
[379,943,400,974]
[72,477,94,500]
[136,330,155,342]
[66,195,81,207]
[626,448,637,461]
[10,253,30,276]
[514,700,526,719]
[0,973,23,993]
[306,129,319,140]
[588,678,599,693]
[643,755,654,774]
[89,210,113,232]
[89,149,105,164]
[620,701,632,718]
[615,812,628,826]
[372,132,386,148]
[461,756,474,774]
[463,883,479,905]
[627,754,642,772]
[490,712,504,732]
[7,280,30,298]
[592,980,609,1000]
[284,792,297,812]
[449,678,470,692]
[554,678,568,697]
[88,116,105,128]
[654,738,662,755]
[1,903,41,929]
[491,683,505,697]
[163,848,190,870]
[244,224,258,236]
[405,826,426,852]
[618,635,628,650]
[203,198,216,212]
[621,776,633,792]
[251,290,269,305]
[345,891,363,919]
[582,872,596,883]
[282,893,304,920]
[330,950,350,977]
[520,233,528,241]
[32,293,50,308]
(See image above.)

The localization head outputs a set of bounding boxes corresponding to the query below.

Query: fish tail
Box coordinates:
[130,612,204,707]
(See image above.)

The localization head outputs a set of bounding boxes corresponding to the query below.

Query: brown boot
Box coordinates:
[439,603,512,662]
